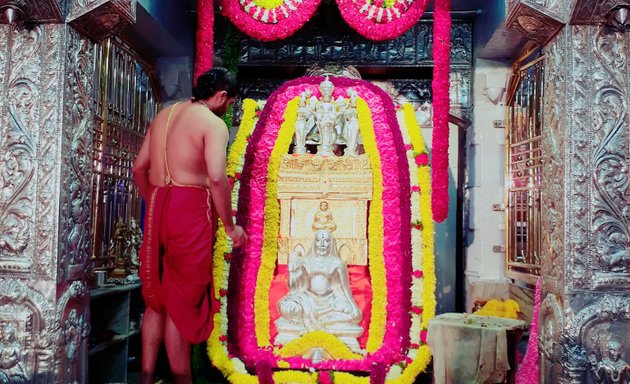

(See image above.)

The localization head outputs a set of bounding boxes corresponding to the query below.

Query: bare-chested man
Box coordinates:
[132,67,247,384]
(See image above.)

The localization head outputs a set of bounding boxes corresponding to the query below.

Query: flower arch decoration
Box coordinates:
[207,76,438,383]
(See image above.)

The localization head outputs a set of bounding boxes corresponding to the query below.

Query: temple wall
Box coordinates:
[464,59,512,311]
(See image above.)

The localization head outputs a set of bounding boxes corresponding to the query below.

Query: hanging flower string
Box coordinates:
[402,104,436,328]
[430,0,451,223]
[194,0,213,81]
[515,277,541,383]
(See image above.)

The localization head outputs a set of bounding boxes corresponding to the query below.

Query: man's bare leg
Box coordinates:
[164,315,192,384]
[141,307,165,384]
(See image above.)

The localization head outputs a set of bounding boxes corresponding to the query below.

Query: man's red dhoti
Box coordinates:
[139,185,220,344]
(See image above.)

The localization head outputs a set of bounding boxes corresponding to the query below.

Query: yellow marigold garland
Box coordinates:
[255,97,299,346]
[279,331,363,360]
[207,314,259,383]
[390,345,432,384]
[402,103,436,329]
[356,97,387,352]
[213,98,259,299]
[333,372,370,384]
[273,371,318,383]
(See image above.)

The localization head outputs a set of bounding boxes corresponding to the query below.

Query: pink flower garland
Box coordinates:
[336,0,430,41]
[230,76,412,371]
[220,0,321,41]
[194,0,214,82]
[430,0,451,223]
[516,277,541,384]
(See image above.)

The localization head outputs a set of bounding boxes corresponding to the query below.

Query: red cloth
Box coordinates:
[139,186,220,344]
[269,265,372,348]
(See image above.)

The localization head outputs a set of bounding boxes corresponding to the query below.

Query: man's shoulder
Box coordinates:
[201,112,227,131]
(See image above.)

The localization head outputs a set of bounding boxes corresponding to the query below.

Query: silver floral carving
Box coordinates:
[36,25,65,278]
[590,27,629,288]
[0,27,40,274]
[0,23,95,383]
[0,26,70,279]
[566,25,592,290]
[540,23,630,383]
[541,29,566,296]
[566,25,630,290]
[58,27,94,280]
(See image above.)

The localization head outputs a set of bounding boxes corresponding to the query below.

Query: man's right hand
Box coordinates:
[226,225,248,248]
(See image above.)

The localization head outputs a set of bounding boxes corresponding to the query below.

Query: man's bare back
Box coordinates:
[147,100,225,188]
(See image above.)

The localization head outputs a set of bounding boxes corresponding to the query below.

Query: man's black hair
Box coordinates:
[192,67,238,101]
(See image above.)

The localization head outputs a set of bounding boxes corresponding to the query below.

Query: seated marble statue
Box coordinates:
[275,230,363,352]
[312,201,337,233]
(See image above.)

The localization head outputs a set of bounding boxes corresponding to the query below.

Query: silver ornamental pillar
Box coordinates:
[0,1,135,382]
[503,0,630,382]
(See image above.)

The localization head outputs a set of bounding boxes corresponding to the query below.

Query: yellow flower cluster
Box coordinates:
[279,331,363,360]
[251,0,285,10]
[255,97,299,346]
[383,0,397,8]
[273,370,318,383]
[356,97,387,353]
[334,372,370,384]
[474,299,521,320]
[227,98,258,175]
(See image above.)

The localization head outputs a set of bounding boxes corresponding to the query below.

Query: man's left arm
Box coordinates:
[132,128,152,201]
